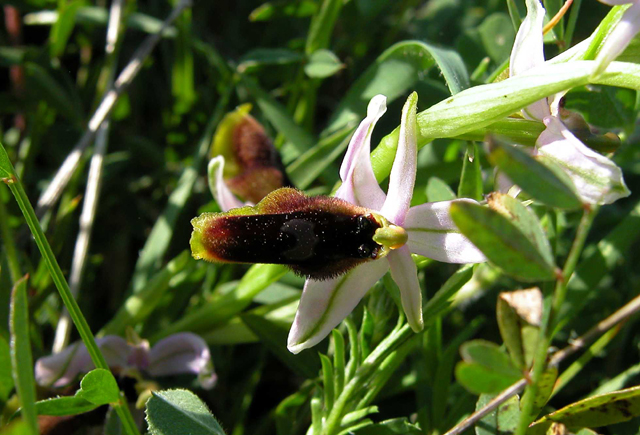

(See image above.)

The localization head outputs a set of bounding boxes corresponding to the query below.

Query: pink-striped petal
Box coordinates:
[287,260,389,354]
[335,95,387,209]
[387,247,423,332]
[380,92,418,226]
[536,116,630,204]
[208,156,247,212]
[404,200,487,263]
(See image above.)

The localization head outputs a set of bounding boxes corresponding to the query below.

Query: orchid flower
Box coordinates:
[593,0,640,76]
[207,104,290,211]
[190,94,486,354]
[286,93,486,353]
[35,333,216,389]
[505,0,630,205]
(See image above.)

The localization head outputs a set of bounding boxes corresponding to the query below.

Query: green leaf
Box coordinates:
[456,340,522,395]
[146,389,225,435]
[304,49,343,78]
[533,385,640,429]
[320,353,335,409]
[460,340,522,379]
[241,313,321,379]
[523,366,558,416]
[0,335,13,402]
[450,201,557,281]
[478,13,516,63]
[49,0,82,58]
[496,293,526,370]
[250,1,317,21]
[487,193,554,268]
[458,143,483,200]
[76,369,121,405]
[329,40,469,133]
[351,418,422,434]
[238,48,304,71]
[10,276,38,435]
[425,177,456,202]
[488,140,583,210]
[33,396,98,417]
[475,394,521,435]
[305,0,343,54]
[455,362,520,395]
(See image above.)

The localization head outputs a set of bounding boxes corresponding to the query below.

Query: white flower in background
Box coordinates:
[505,0,630,205]
[35,332,216,389]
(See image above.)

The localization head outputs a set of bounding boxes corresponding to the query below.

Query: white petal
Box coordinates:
[404,200,487,263]
[208,156,246,212]
[593,3,640,76]
[387,247,423,332]
[335,95,387,209]
[510,0,551,120]
[536,116,630,205]
[380,92,418,225]
[287,261,389,354]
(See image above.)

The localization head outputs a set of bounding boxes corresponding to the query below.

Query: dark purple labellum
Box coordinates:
[191,188,383,279]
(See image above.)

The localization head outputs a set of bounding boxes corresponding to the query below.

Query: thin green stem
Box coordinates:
[552,206,598,317]
[515,206,597,434]
[1,148,141,435]
[323,325,412,435]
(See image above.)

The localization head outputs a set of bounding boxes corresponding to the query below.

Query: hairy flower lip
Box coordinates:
[190,188,386,280]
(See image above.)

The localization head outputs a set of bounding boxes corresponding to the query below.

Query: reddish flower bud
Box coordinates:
[211,104,290,203]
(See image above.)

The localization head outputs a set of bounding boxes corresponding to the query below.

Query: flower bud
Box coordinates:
[211,104,291,203]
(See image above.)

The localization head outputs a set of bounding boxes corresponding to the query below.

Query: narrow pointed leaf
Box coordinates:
[146,389,224,435]
[450,201,557,281]
[33,396,98,416]
[10,276,38,435]
[0,336,14,402]
[488,140,583,209]
[533,385,640,429]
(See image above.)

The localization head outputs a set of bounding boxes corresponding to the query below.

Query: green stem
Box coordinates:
[515,206,597,434]
[323,324,413,435]
[0,145,141,435]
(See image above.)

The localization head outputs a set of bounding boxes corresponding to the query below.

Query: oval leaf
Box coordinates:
[146,389,225,435]
[450,201,557,281]
[76,368,120,405]
[304,49,343,78]
[455,362,520,395]
[460,340,521,379]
